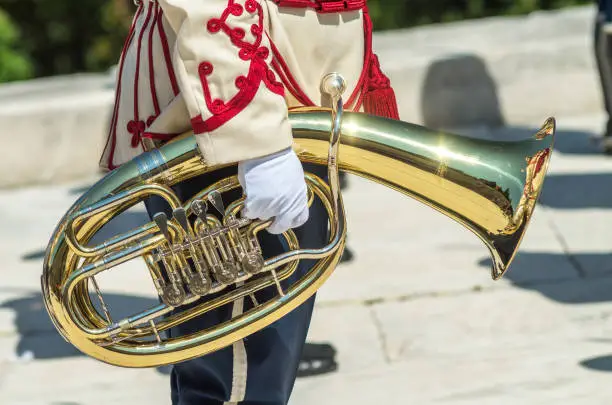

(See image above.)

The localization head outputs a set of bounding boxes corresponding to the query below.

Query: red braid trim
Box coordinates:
[191,0,284,135]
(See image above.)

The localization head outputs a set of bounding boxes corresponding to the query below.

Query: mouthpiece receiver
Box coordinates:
[321,72,347,101]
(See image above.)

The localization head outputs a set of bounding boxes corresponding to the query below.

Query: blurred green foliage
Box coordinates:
[0,0,133,80]
[0,7,33,82]
[0,0,595,83]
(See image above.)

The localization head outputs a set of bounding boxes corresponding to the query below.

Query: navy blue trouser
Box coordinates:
[144,163,329,405]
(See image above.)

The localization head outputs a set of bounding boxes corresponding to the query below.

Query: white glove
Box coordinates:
[238,147,309,234]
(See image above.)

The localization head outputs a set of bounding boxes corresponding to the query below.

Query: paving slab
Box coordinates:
[0,351,169,405]
[292,277,612,405]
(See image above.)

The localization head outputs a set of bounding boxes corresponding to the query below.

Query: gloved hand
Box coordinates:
[238,147,309,234]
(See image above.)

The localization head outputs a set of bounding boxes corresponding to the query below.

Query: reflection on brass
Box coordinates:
[41,73,555,369]
[435,161,448,178]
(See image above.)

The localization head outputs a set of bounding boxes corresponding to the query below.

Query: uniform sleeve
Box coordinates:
[158,0,292,166]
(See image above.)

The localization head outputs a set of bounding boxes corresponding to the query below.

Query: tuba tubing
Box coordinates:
[41,79,555,368]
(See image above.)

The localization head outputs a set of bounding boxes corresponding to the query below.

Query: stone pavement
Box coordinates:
[1,110,612,404]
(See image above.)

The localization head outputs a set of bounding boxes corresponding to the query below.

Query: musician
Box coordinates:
[99,1,398,404]
[595,0,612,153]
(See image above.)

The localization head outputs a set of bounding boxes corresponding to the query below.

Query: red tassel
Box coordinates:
[362,54,400,120]
[363,87,400,120]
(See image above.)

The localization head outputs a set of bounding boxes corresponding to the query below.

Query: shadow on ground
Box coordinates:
[0,292,160,361]
[478,253,612,304]
[539,172,612,209]
[580,355,612,372]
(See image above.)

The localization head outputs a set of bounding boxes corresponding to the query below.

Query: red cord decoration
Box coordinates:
[191,0,285,134]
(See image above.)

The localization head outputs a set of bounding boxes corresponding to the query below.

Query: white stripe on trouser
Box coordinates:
[224,282,247,405]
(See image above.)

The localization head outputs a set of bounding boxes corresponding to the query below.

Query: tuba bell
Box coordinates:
[41,74,555,368]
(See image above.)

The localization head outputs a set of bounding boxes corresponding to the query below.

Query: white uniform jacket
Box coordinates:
[99,0,399,171]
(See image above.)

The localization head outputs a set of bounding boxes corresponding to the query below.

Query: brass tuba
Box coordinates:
[41,74,555,368]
